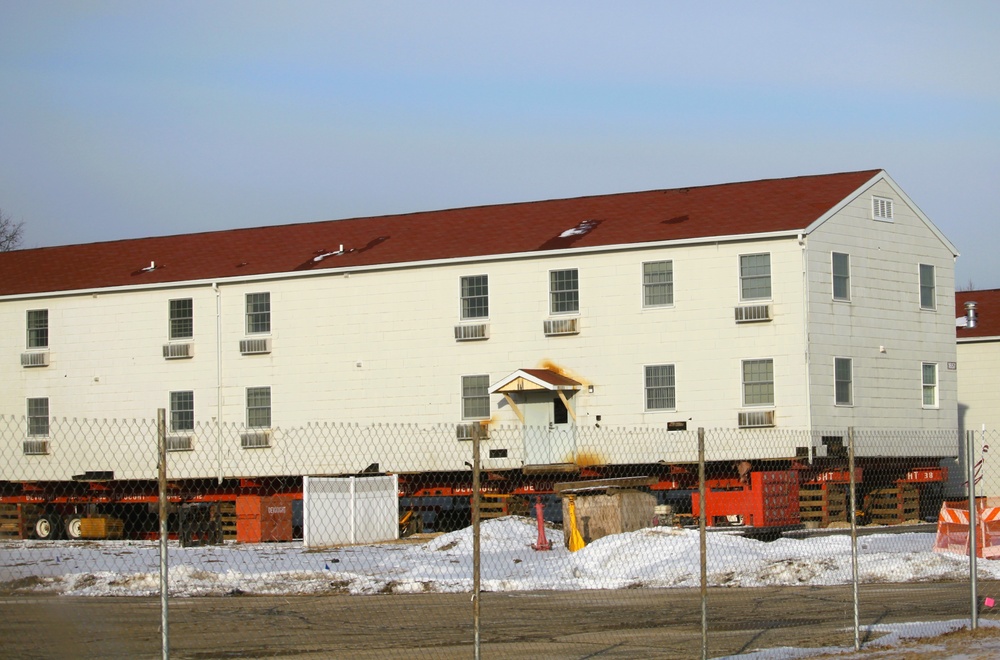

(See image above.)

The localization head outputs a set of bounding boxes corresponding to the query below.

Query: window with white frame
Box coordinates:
[872,196,893,221]
[26,309,48,349]
[460,275,489,320]
[246,387,272,428]
[549,269,579,314]
[739,253,771,301]
[169,299,193,340]
[462,375,491,420]
[246,293,271,334]
[27,398,49,437]
[644,364,676,411]
[742,359,774,406]
[643,261,674,307]
[832,253,851,301]
[919,264,936,310]
[922,363,938,408]
[834,357,853,406]
[170,391,194,432]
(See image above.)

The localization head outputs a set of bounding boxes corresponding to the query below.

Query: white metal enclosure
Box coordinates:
[302,475,399,547]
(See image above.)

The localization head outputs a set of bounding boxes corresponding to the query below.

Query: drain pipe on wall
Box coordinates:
[798,233,814,453]
[213,282,223,484]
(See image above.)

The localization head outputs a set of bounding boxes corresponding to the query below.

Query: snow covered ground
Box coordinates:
[0,516,994,597]
[5,517,1000,657]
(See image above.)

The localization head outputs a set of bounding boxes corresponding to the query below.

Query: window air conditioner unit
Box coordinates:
[240,338,271,355]
[21,351,50,368]
[166,435,194,452]
[454,323,490,341]
[544,318,580,336]
[241,430,271,448]
[22,439,50,455]
[738,410,775,428]
[456,423,488,441]
[735,304,772,323]
[163,343,194,359]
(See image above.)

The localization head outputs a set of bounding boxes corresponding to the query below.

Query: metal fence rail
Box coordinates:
[0,414,994,658]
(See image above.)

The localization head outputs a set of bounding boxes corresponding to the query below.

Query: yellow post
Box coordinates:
[566,495,586,552]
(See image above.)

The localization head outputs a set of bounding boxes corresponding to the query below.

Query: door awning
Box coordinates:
[488,368,582,394]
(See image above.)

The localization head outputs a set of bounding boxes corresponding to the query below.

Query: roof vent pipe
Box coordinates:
[965,301,978,329]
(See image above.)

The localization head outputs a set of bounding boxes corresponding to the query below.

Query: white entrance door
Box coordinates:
[523,394,576,465]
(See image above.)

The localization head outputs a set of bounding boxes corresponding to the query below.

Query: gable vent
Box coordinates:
[166,435,194,452]
[735,304,771,323]
[241,431,271,448]
[872,196,893,221]
[22,439,50,455]
[240,338,271,355]
[738,410,775,428]
[163,343,194,359]
[544,318,580,336]
[455,323,490,341]
[21,351,50,368]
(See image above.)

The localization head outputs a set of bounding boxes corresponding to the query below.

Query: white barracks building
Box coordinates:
[0,170,959,481]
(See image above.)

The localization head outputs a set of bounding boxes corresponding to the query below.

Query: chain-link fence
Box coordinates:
[0,415,995,659]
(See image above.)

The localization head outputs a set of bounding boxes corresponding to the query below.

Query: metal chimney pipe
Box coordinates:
[965,301,978,329]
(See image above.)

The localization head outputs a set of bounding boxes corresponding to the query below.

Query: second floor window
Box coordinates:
[27,309,48,348]
[919,264,936,310]
[550,269,579,314]
[246,387,272,428]
[832,253,850,301]
[462,375,491,420]
[643,261,674,307]
[742,359,774,407]
[460,275,489,319]
[27,397,49,437]
[739,253,771,301]
[170,391,194,432]
[169,299,193,339]
[246,293,271,334]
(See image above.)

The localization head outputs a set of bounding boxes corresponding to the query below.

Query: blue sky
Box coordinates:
[1,1,998,289]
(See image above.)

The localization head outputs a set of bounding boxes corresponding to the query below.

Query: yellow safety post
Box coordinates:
[566,494,586,552]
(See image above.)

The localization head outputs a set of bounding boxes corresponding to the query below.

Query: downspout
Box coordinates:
[213,282,223,483]
[798,233,814,458]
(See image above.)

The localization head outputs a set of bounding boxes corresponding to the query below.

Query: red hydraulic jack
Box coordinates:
[531,496,552,551]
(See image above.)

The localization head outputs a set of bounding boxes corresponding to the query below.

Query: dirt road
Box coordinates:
[0,582,988,659]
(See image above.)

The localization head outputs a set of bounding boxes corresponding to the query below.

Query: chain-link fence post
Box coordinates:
[967,429,979,630]
[848,426,859,651]
[698,427,707,660]
[157,408,170,660]
[471,422,482,660]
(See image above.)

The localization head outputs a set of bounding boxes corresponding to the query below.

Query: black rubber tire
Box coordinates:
[34,514,61,540]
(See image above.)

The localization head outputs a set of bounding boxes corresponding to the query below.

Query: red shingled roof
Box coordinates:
[0,169,880,296]
[957,289,1000,340]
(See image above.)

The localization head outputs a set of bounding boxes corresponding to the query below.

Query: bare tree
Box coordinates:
[1,207,24,252]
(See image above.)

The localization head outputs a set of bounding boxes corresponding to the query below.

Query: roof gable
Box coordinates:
[0,169,881,297]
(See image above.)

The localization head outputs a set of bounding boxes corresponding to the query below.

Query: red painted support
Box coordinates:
[530,496,552,551]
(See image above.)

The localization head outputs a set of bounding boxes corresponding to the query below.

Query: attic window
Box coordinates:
[872,196,893,222]
[558,219,599,238]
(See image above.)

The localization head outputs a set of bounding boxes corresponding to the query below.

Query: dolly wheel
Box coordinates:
[65,515,83,540]
[34,515,61,540]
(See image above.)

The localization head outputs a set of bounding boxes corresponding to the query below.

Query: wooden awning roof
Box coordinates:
[488,369,582,394]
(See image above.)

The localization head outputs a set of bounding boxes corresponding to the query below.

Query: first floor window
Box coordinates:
[169,298,193,339]
[645,364,676,411]
[834,358,853,406]
[742,359,774,406]
[27,398,49,437]
[919,264,936,310]
[739,253,771,301]
[922,363,938,408]
[643,261,674,307]
[246,292,271,334]
[549,269,579,314]
[462,375,490,420]
[247,387,272,428]
[170,391,194,432]
[27,309,48,348]
[460,275,489,319]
